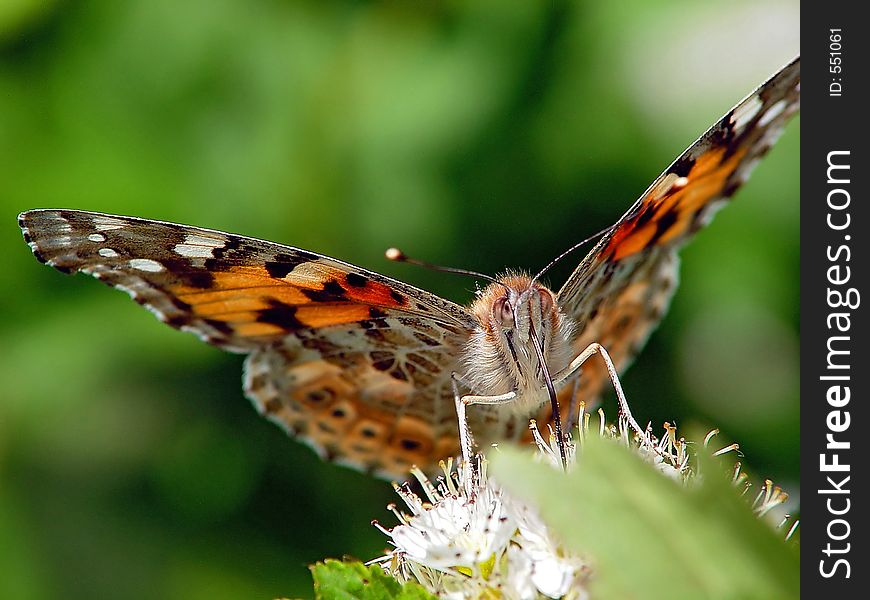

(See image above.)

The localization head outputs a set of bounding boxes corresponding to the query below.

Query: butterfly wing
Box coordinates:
[19,209,478,477]
[548,57,800,423]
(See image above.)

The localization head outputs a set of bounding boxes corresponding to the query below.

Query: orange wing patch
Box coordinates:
[606,145,747,261]
[278,263,412,308]
[169,264,413,338]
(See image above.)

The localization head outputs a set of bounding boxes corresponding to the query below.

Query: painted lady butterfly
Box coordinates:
[18,58,799,479]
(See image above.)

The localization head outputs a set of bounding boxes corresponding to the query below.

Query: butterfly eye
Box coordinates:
[538,289,553,314]
[493,297,514,327]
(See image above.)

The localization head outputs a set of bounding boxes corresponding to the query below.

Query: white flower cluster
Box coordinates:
[373,457,590,599]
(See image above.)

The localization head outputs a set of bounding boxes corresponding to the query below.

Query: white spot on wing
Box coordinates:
[173,233,227,258]
[185,234,226,247]
[730,95,763,132]
[99,248,119,258]
[129,258,165,272]
[174,244,215,258]
[88,233,106,243]
[758,99,787,128]
[93,216,126,231]
[112,282,141,301]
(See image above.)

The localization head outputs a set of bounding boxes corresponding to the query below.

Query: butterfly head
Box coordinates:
[486,277,553,343]
[463,274,574,413]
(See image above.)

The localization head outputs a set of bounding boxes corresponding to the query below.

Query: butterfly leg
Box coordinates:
[450,375,517,451]
[450,375,476,480]
[554,342,646,440]
[449,377,514,496]
[459,390,518,405]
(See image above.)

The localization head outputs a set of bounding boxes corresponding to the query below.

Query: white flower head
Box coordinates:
[373,457,590,599]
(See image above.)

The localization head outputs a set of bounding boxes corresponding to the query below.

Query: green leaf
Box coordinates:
[491,437,798,600]
[310,559,436,600]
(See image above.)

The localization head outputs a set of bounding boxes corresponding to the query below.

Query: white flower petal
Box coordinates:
[531,555,578,598]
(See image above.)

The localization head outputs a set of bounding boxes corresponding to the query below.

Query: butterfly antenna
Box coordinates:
[387,248,509,291]
[531,225,613,285]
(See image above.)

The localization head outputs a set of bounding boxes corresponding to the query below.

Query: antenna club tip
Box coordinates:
[385,247,405,261]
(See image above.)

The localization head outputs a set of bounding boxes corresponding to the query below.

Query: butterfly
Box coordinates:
[19,57,800,479]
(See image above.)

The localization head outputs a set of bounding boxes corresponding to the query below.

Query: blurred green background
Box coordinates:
[1,1,798,598]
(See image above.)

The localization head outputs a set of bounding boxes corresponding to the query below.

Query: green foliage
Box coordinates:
[311,560,435,600]
[492,439,799,599]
